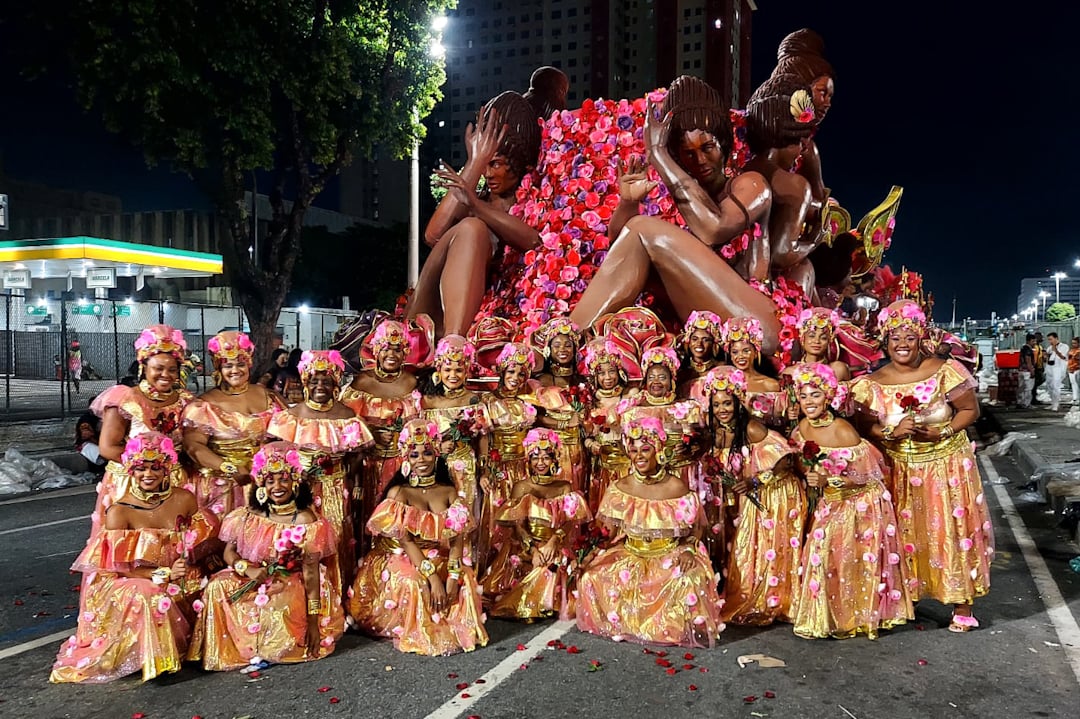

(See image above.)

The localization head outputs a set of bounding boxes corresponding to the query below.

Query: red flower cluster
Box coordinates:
[897,393,920,413]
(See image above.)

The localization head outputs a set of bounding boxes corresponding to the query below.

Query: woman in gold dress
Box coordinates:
[189,442,344,670]
[485,429,591,619]
[183,331,285,518]
[676,310,725,399]
[349,419,488,655]
[338,320,424,553]
[701,366,806,626]
[267,350,372,593]
[582,338,633,513]
[722,316,787,429]
[51,432,217,683]
[575,416,724,648]
[789,362,913,639]
[851,300,992,632]
[530,317,588,493]
[90,325,193,536]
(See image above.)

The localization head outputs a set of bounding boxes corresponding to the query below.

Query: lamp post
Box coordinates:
[1052,272,1067,303]
[1039,290,1050,321]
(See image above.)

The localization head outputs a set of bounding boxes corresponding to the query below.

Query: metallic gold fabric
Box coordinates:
[349,498,487,655]
[188,510,344,670]
[852,360,993,604]
[576,487,723,648]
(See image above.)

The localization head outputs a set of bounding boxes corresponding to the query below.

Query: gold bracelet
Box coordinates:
[447,558,462,573]
[418,559,436,579]
[307,598,322,615]
[881,424,895,441]
[219,461,239,476]
[151,567,171,585]
[233,559,249,577]
[939,424,954,439]
[447,571,462,582]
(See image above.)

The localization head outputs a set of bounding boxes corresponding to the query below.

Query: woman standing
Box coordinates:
[852,300,993,631]
[51,432,217,683]
[90,325,193,535]
[183,331,285,517]
[676,310,725,399]
[349,419,487,655]
[189,442,344,670]
[582,339,633,513]
[789,363,913,640]
[576,416,724,648]
[267,350,371,593]
[339,320,423,551]
[530,316,588,494]
[722,316,786,428]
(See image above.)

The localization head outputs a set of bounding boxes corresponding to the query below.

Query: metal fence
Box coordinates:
[0,294,355,421]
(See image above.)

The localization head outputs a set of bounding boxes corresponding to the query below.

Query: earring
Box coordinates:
[255,486,268,504]
[401,461,412,478]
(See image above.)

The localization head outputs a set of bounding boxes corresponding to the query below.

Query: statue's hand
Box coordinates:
[617,155,658,204]
[643,99,671,159]
[465,106,507,165]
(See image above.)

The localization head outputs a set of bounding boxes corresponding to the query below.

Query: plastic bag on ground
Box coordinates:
[1,448,95,492]
[983,431,1038,457]
[1064,407,1080,428]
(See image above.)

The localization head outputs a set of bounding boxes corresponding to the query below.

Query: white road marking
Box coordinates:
[0,515,90,536]
[0,629,73,661]
[34,549,81,559]
[425,620,575,719]
[981,455,1080,685]
[0,485,96,506]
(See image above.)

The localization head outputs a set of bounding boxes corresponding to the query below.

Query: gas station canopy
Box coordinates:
[0,236,223,281]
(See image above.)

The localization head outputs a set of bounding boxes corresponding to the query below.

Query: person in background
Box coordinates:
[274,348,305,405]
[1032,331,1046,404]
[1067,337,1080,405]
[1018,334,1035,409]
[258,348,289,388]
[1044,332,1067,411]
[74,412,106,477]
[68,341,83,394]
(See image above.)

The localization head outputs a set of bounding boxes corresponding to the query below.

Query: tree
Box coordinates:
[21,0,450,367]
[1045,302,1077,322]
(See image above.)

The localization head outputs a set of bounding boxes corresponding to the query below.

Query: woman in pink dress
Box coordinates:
[349,419,488,655]
[576,416,724,648]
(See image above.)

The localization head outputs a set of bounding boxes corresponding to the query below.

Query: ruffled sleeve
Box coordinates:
[940,358,978,400]
[849,377,882,420]
[89,384,138,420]
[367,497,472,543]
[496,491,592,528]
[71,527,179,574]
[268,412,374,452]
[221,509,338,564]
[181,399,221,434]
[748,430,798,476]
[597,485,699,539]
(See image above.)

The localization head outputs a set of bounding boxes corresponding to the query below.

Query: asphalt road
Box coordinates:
[1,453,1078,719]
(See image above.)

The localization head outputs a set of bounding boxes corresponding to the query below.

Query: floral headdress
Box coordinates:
[701,366,748,399]
[397,418,441,456]
[495,342,536,374]
[207,330,254,366]
[583,338,625,377]
[533,316,582,357]
[721,316,763,353]
[640,346,680,379]
[251,441,303,486]
[791,362,847,410]
[681,310,723,347]
[434,334,476,372]
[298,350,345,385]
[877,299,927,338]
[523,427,562,456]
[134,324,187,364]
[370,319,408,354]
[797,307,840,337]
[121,431,178,471]
[621,416,667,451]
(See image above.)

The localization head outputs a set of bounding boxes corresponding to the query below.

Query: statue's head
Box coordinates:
[661,75,731,190]
[524,66,569,119]
[745,73,819,154]
[774,29,834,119]
[482,91,542,196]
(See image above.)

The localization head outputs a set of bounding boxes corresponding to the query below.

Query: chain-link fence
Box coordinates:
[0,294,355,421]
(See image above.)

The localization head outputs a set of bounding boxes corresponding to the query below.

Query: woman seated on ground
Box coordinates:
[189,441,344,670]
[576,417,724,648]
[51,432,217,684]
[349,419,488,655]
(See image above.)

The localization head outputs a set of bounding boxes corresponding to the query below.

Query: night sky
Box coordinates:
[0,2,1073,319]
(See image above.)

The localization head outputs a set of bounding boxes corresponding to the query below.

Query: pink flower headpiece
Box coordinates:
[791,362,846,410]
[121,432,178,470]
[797,307,840,336]
[434,335,476,370]
[397,418,441,455]
[298,350,345,384]
[495,342,536,374]
[524,428,562,456]
[640,346,680,379]
[621,416,667,450]
[583,338,625,376]
[134,324,187,363]
[251,441,304,486]
[877,300,927,338]
[701,366,748,399]
[681,310,723,346]
[721,316,763,353]
[207,331,254,365]
[533,316,582,356]
[370,320,408,354]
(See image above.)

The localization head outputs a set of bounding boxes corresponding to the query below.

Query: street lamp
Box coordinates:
[1052,271,1067,303]
[1039,290,1050,320]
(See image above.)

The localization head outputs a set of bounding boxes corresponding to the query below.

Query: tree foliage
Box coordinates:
[22,0,452,364]
[1045,302,1076,322]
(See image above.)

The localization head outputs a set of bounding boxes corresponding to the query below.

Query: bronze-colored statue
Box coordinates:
[407,90,543,338]
[569,76,782,354]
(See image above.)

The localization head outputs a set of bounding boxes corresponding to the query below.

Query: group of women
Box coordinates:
[51,293,994,684]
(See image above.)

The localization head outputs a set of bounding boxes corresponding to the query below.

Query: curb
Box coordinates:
[1008,439,1080,548]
